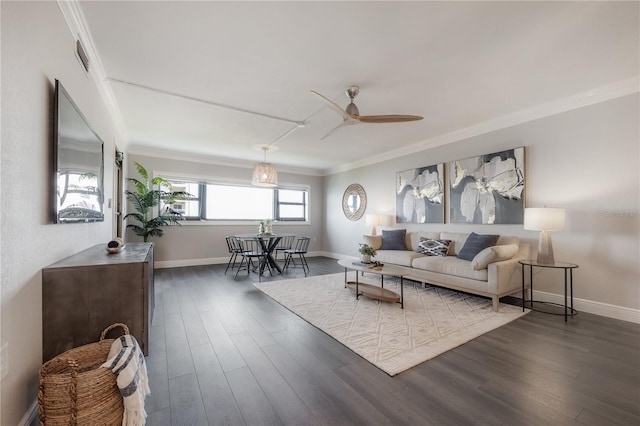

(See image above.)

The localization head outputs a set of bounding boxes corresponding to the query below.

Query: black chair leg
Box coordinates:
[225,252,237,274]
[299,254,309,276]
[234,256,245,280]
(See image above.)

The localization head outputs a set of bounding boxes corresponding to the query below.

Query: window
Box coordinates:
[205,184,274,220]
[275,189,307,221]
[162,181,201,219]
[160,178,308,222]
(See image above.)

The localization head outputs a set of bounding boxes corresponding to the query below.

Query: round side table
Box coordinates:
[519,260,579,322]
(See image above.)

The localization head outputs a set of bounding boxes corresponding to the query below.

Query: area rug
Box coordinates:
[254,273,528,376]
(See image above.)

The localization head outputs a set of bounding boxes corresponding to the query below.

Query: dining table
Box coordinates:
[234,233,295,276]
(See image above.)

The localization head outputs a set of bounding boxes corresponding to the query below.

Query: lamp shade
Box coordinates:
[524,208,565,231]
[365,214,381,236]
[365,214,381,226]
[252,162,278,187]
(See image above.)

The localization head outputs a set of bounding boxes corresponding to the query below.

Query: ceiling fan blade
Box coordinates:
[354,114,424,123]
[310,90,351,120]
[319,120,359,140]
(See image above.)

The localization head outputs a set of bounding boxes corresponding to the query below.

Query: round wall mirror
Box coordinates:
[342,184,367,221]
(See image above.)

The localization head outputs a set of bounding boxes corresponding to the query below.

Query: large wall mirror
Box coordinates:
[342,184,367,221]
[53,80,104,223]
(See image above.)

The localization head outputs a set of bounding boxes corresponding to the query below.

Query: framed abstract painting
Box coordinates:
[448,147,525,224]
[396,164,444,223]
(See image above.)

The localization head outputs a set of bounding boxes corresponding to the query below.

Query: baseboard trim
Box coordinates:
[20,399,38,426]
[529,289,640,324]
[154,251,326,269]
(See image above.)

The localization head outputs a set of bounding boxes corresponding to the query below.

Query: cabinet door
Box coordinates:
[88,264,145,346]
[43,263,145,362]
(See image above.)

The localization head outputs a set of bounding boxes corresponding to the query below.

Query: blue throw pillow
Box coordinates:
[380,229,407,250]
[457,232,500,261]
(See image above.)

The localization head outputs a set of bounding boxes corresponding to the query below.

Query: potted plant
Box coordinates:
[124,162,192,242]
[358,243,377,263]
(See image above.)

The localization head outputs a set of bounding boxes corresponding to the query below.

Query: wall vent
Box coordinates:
[76,39,90,72]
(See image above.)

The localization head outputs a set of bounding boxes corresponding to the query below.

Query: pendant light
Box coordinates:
[252,146,278,187]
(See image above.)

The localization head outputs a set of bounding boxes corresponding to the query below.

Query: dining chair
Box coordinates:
[283,237,311,276]
[274,235,295,263]
[234,238,272,281]
[224,236,246,274]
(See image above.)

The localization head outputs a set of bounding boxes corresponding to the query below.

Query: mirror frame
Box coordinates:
[342,183,367,221]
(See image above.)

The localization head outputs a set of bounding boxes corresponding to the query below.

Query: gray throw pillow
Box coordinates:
[457,232,500,261]
[380,229,407,250]
[416,238,452,256]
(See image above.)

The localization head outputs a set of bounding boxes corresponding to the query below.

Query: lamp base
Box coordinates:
[536,230,555,265]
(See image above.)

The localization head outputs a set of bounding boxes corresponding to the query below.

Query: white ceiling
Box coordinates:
[78,1,639,174]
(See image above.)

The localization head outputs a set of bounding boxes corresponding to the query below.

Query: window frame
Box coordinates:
[274,188,307,222]
[155,172,310,224]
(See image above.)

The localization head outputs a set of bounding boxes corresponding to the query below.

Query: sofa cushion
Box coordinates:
[381,229,407,250]
[471,244,519,270]
[363,234,382,251]
[416,238,451,256]
[439,232,470,256]
[411,256,489,281]
[408,232,440,251]
[375,250,424,267]
[457,232,500,261]
[497,236,519,246]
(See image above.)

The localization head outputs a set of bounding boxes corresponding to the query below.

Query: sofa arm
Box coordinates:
[487,245,530,295]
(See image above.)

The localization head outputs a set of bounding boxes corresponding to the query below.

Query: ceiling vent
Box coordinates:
[76,39,90,73]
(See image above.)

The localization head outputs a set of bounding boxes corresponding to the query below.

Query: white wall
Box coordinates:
[126,154,325,267]
[0,2,122,424]
[325,94,639,318]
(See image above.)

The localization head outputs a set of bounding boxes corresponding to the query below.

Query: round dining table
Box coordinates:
[234,233,295,275]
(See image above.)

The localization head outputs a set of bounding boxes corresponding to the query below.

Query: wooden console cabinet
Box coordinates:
[42,242,154,362]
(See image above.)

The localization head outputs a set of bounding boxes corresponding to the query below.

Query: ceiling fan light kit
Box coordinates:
[311,86,424,140]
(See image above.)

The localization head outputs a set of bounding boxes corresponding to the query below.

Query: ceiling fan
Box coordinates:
[310,86,423,140]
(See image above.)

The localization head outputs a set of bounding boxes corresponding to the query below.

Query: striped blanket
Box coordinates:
[102,334,151,426]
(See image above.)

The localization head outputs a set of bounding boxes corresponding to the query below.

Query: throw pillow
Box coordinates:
[471,244,519,270]
[416,238,452,256]
[457,232,500,261]
[380,229,407,250]
[362,234,382,251]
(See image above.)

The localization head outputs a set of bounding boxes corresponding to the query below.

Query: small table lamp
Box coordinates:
[365,214,382,235]
[524,207,566,265]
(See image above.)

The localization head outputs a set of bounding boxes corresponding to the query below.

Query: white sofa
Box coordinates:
[363,231,529,311]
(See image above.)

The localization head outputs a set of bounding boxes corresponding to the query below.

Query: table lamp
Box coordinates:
[365,214,381,235]
[524,207,566,265]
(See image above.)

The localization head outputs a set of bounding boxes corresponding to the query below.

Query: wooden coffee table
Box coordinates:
[337,259,407,309]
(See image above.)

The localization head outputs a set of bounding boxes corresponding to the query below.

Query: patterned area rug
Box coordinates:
[254,273,528,376]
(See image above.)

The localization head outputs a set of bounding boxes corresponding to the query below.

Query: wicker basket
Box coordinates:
[38,323,129,425]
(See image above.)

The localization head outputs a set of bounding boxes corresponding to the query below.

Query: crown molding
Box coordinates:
[325,76,640,175]
[127,145,324,177]
[57,0,129,145]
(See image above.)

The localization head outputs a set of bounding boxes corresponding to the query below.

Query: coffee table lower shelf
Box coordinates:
[346,281,400,303]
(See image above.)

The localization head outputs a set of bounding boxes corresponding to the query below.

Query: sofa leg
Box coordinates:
[492,296,500,312]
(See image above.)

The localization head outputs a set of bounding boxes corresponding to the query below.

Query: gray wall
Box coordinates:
[1,2,123,424]
[126,154,325,266]
[325,94,639,316]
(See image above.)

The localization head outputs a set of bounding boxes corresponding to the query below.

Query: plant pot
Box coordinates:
[361,254,371,264]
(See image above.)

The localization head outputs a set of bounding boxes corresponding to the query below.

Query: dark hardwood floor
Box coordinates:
[145,257,640,425]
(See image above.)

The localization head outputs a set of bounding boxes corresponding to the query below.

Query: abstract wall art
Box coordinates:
[396,164,444,223]
[449,148,525,224]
